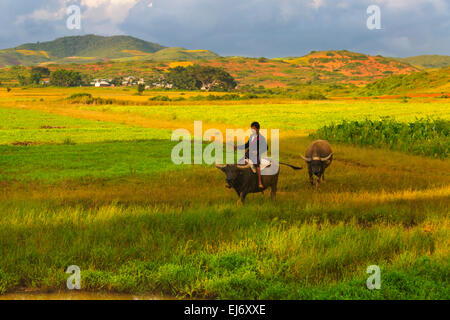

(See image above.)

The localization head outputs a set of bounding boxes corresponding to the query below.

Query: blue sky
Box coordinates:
[1,0,449,57]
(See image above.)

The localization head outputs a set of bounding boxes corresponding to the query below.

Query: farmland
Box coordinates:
[0,87,449,299]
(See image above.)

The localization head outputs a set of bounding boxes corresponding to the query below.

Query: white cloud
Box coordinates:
[81,0,140,24]
[15,1,68,24]
[15,0,148,35]
[372,0,448,12]
[310,0,326,9]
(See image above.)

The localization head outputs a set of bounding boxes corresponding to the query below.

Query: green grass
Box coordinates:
[0,93,448,299]
[78,100,450,131]
[0,201,448,299]
[0,140,180,182]
[0,106,171,144]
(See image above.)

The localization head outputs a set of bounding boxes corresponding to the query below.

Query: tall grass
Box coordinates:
[312,118,449,159]
[0,198,448,299]
[0,89,449,299]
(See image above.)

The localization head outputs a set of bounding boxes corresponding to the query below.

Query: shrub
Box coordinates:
[189,94,243,101]
[67,93,92,100]
[312,118,449,159]
[291,91,327,100]
[66,94,114,105]
[137,84,145,94]
[150,95,170,101]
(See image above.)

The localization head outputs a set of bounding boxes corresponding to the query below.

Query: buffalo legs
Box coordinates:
[308,167,314,186]
[239,192,247,205]
[270,185,277,200]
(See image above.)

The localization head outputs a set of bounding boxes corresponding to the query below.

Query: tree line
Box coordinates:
[10,64,237,91]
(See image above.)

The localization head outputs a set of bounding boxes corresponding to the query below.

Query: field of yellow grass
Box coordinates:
[16,49,50,59]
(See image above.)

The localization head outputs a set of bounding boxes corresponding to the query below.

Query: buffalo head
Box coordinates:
[301,153,333,186]
[215,163,251,188]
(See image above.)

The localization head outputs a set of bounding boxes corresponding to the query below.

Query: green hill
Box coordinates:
[0,49,50,67]
[393,55,450,69]
[358,67,450,96]
[115,47,219,62]
[0,35,221,67]
[16,35,166,59]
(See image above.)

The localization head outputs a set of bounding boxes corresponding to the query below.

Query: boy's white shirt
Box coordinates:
[246,158,271,171]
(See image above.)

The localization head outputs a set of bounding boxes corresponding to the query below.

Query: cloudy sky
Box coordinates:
[1,0,449,57]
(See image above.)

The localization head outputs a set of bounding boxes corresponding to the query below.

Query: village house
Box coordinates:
[122,76,137,86]
[94,79,111,87]
[151,82,173,89]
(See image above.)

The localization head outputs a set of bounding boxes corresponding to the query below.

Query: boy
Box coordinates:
[235,122,268,189]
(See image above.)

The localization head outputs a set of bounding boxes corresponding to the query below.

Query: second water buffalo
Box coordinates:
[301,140,333,187]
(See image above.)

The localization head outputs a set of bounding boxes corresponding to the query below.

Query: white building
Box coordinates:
[94,79,111,87]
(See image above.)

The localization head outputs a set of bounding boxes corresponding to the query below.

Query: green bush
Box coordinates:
[312,118,449,159]
[189,93,244,101]
[149,95,170,101]
[67,93,92,100]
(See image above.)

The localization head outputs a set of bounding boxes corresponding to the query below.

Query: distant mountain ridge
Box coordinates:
[391,55,450,69]
[0,35,219,67]
[0,35,440,88]
[358,67,450,96]
[17,35,166,59]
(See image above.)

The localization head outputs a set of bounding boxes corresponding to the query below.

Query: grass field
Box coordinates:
[0,87,449,299]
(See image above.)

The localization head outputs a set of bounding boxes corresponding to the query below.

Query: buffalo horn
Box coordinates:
[320,153,333,161]
[300,155,312,162]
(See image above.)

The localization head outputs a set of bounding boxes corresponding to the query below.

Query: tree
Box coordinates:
[137,83,145,94]
[50,70,83,87]
[111,77,122,87]
[18,75,28,86]
[166,65,237,91]
[30,67,50,85]
[166,66,198,90]
[189,65,237,91]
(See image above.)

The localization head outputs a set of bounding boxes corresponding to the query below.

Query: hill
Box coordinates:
[0,39,423,88]
[393,55,450,69]
[198,50,419,87]
[0,54,422,89]
[281,50,418,84]
[0,35,220,68]
[114,47,219,62]
[16,35,166,59]
[358,67,450,96]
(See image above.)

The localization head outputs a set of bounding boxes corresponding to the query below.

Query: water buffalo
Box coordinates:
[216,161,302,204]
[301,140,333,187]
